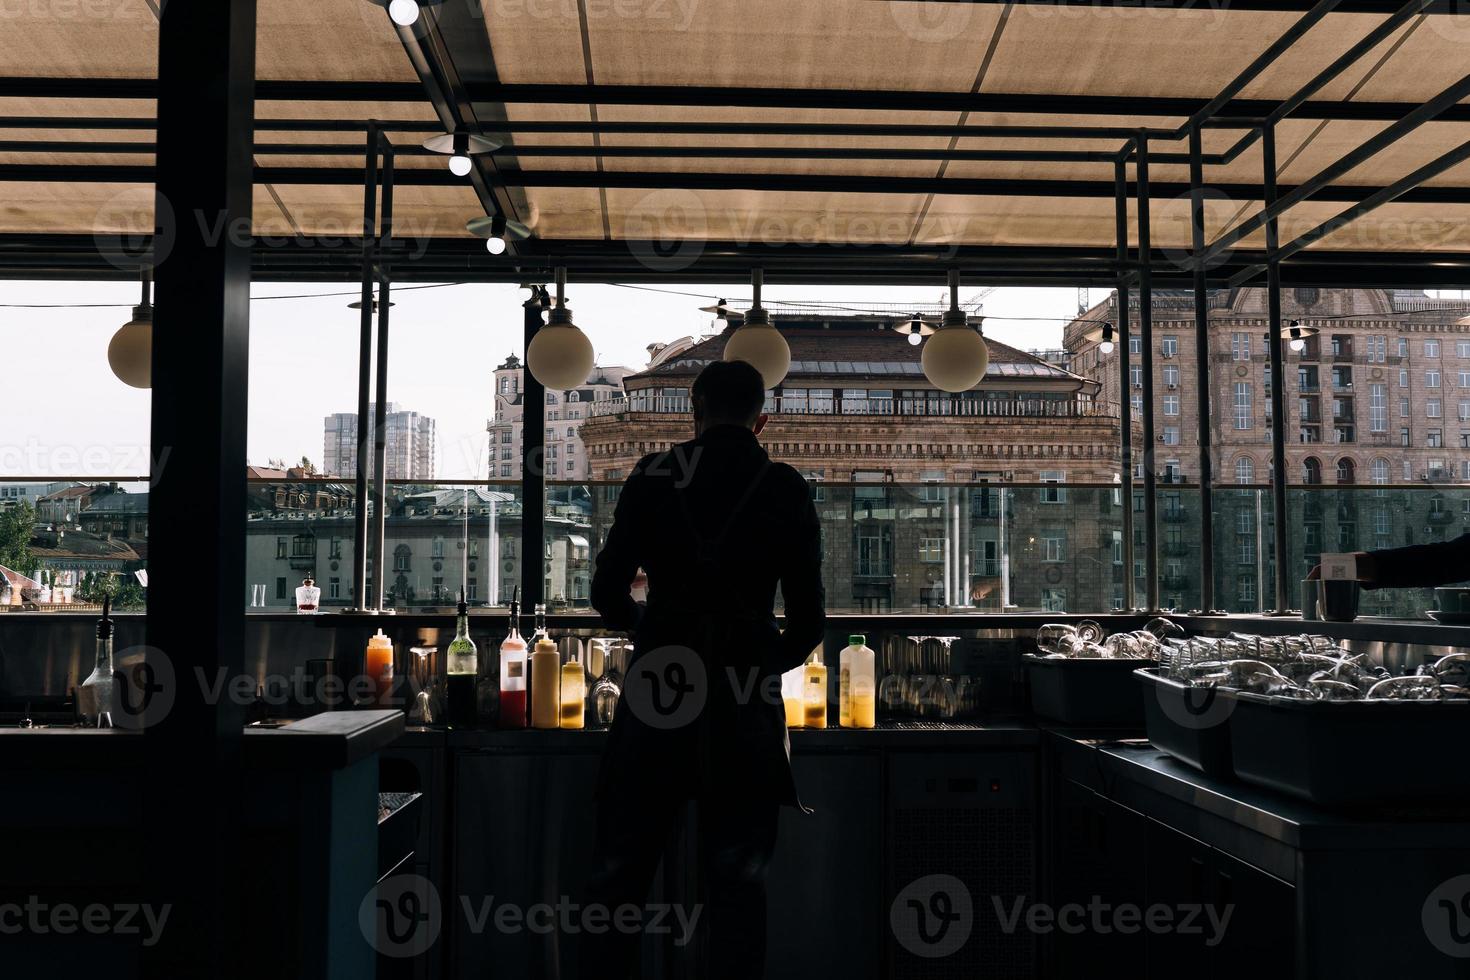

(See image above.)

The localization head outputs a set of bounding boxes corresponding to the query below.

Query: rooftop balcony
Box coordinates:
[590,395,1119,420]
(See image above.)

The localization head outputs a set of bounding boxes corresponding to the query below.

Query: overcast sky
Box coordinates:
[1,279,1084,481]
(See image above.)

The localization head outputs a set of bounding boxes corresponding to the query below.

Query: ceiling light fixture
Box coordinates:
[108,269,153,389]
[525,268,596,390]
[467,213,531,256]
[723,269,791,388]
[1099,323,1117,355]
[1265,319,1320,354]
[921,269,989,392]
[698,299,746,327]
[370,0,443,27]
[423,131,501,176]
[893,312,934,347]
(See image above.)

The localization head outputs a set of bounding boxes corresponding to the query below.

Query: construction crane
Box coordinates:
[952,286,996,313]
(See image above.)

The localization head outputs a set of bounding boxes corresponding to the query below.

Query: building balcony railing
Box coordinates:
[589,395,1118,421]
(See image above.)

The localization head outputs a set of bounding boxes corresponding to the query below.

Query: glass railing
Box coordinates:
[6,476,1464,621]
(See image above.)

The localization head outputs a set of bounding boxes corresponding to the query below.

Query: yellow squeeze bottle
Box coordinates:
[531,637,561,729]
[803,647,827,729]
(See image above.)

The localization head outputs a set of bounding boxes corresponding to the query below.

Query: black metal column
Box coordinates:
[1114,158,1136,612]
[145,0,255,976]
[1263,123,1292,614]
[371,146,395,611]
[1137,134,1160,612]
[352,124,378,610]
[521,288,547,611]
[1189,125,1217,613]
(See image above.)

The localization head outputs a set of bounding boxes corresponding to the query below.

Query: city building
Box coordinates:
[579,313,1124,613]
[1065,287,1470,616]
[486,354,634,482]
[0,480,74,512]
[322,402,437,482]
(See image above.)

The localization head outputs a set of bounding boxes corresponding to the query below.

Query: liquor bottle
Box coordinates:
[803,646,828,729]
[532,603,548,642]
[366,629,395,706]
[530,636,561,730]
[78,596,115,728]
[498,587,528,728]
[294,576,320,613]
[840,634,877,729]
[560,645,586,729]
[445,591,479,727]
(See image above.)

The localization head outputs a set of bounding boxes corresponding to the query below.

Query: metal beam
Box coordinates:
[144,0,254,976]
[866,0,1463,10]
[1262,123,1293,616]
[1115,156,1136,612]
[464,82,1470,123]
[351,125,380,612]
[371,145,395,612]
[1189,126,1217,613]
[1136,135,1160,613]
[1198,70,1470,265]
[521,290,547,611]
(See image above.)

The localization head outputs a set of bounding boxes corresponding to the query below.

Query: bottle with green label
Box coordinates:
[840,634,876,729]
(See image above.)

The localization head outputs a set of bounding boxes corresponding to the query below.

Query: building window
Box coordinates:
[276,577,288,600]
[1428,399,1443,418]
[1042,534,1066,563]
[1129,336,1142,355]
[328,577,340,600]
[1336,458,1356,484]
[1235,457,1254,484]
[329,536,342,559]
[1428,428,1444,448]
[393,545,411,572]
[1231,333,1251,360]
[1129,365,1142,388]
[1233,382,1252,430]
[1371,458,1390,485]
[276,537,287,559]
[1427,339,1442,358]
[1401,427,1412,447]
[1131,394,1144,416]
[1040,470,1067,504]
[1303,457,1322,485]
[1332,366,1353,390]
[1042,589,1066,613]
[500,464,512,477]
[1162,426,1180,446]
[1163,460,1182,483]
[919,537,943,563]
[1428,370,1442,388]
[1163,364,1180,387]
[500,431,512,444]
[1368,335,1386,362]
[1161,335,1178,357]
[1163,395,1180,416]
[1399,368,1409,387]
[1369,385,1387,433]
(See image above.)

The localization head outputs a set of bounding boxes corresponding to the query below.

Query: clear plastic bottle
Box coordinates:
[531,637,561,730]
[78,596,115,728]
[803,647,828,729]
[498,588,527,728]
[840,634,877,729]
[782,664,805,728]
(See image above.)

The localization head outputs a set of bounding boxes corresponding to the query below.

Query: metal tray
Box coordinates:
[1229,691,1470,808]
[1024,654,1151,728]
[1134,667,1236,778]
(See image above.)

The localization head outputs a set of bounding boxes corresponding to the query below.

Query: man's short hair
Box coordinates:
[693,360,766,424]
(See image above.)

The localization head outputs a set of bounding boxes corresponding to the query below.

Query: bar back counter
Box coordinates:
[3,611,1467,979]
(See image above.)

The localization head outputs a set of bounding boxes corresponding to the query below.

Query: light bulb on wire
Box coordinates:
[907,323,923,346]
[449,154,472,177]
[1098,322,1116,356]
[388,0,420,25]
[1290,336,1306,353]
[1100,339,1115,355]
[486,235,507,255]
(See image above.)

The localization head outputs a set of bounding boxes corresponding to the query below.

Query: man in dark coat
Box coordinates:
[583,359,826,980]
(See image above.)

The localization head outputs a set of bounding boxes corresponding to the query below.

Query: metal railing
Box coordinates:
[588,395,1119,420]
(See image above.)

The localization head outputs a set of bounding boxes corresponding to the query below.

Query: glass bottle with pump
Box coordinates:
[803,646,828,729]
[840,634,877,729]
[530,635,561,729]
[560,645,586,729]
[445,591,478,727]
[498,587,527,728]
[78,596,115,728]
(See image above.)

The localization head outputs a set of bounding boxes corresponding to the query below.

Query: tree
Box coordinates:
[299,456,317,475]
[0,501,35,573]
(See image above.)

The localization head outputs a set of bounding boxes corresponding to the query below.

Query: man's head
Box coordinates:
[691,360,767,435]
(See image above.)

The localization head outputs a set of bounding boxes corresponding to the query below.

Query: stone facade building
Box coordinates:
[579,315,1126,614]
[486,354,633,483]
[1065,287,1470,616]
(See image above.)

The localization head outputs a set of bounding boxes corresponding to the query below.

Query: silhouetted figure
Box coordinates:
[585,360,826,980]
